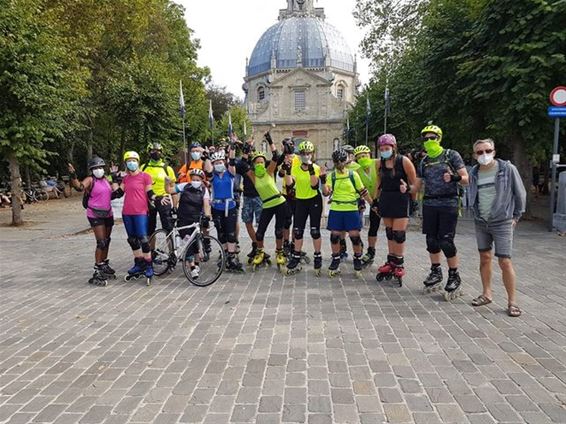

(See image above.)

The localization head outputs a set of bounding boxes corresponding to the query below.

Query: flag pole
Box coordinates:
[365,96,370,146]
[384,79,390,134]
[179,80,187,166]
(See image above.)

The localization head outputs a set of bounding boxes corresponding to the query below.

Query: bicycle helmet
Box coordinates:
[210,151,226,162]
[342,144,355,154]
[332,149,348,164]
[189,168,205,179]
[251,151,267,163]
[123,151,140,162]
[298,140,315,154]
[148,142,162,151]
[421,125,443,140]
[377,134,397,147]
[88,156,106,169]
[353,145,371,156]
[190,142,202,149]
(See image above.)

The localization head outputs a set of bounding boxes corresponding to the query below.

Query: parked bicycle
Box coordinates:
[149,211,226,287]
[22,183,48,203]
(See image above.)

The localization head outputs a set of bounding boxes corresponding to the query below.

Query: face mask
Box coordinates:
[380,150,393,160]
[254,163,266,177]
[357,157,372,168]
[300,154,312,165]
[477,153,494,166]
[214,163,226,173]
[424,140,444,158]
[191,152,201,161]
[92,168,105,179]
[150,152,161,161]
[126,161,138,172]
[191,181,202,189]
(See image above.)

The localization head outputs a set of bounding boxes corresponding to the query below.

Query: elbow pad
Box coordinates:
[320,175,327,185]
[147,189,155,200]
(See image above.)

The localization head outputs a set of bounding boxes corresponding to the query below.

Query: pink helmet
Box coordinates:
[378,134,397,147]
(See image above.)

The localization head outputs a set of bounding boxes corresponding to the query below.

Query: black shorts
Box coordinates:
[88,216,114,228]
[294,193,323,231]
[422,205,458,238]
[378,191,410,218]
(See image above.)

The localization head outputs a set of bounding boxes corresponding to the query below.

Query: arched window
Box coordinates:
[337,85,345,100]
[258,86,265,101]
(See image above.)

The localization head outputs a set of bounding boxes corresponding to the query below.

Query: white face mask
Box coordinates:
[214,163,226,173]
[191,152,201,161]
[191,181,202,189]
[477,153,494,166]
[92,169,105,179]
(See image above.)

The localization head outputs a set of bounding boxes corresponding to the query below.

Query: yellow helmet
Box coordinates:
[251,150,267,162]
[298,140,315,153]
[123,151,140,162]
[421,125,443,140]
[354,145,371,156]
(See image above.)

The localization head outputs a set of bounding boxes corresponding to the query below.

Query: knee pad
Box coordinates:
[386,227,394,241]
[127,236,140,251]
[392,231,406,244]
[426,236,441,254]
[350,235,362,246]
[275,228,284,240]
[293,228,305,240]
[227,232,237,244]
[439,235,457,258]
[256,231,265,242]
[330,233,341,245]
[310,227,321,240]
[96,238,109,250]
[140,236,150,254]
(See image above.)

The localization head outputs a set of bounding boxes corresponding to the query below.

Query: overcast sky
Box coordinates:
[181,0,371,98]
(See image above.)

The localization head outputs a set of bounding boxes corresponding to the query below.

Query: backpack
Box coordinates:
[331,170,358,193]
[141,163,170,176]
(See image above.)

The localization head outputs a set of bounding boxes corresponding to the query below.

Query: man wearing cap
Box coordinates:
[141,142,177,235]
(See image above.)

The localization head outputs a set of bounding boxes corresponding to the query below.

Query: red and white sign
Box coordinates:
[550,86,566,107]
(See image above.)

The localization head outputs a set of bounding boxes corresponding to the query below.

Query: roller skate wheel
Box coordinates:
[315,269,321,277]
[124,275,129,282]
[101,280,108,287]
[355,271,363,279]
[146,278,152,287]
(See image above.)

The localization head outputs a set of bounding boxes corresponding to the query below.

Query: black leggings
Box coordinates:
[368,209,382,237]
[256,203,289,242]
[212,208,238,244]
[293,194,323,239]
[284,197,296,230]
[148,201,173,235]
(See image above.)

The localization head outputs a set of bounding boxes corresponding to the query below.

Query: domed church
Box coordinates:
[243,0,359,159]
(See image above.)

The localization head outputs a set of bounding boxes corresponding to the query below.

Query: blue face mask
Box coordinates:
[126,161,138,171]
[380,149,393,160]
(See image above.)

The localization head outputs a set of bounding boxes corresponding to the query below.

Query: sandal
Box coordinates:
[507,304,522,317]
[472,295,492,307]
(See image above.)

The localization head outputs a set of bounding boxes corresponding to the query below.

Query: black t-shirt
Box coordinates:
[235,158,259,198]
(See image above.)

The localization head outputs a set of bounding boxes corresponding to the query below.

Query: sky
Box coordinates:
[181,0,371,99]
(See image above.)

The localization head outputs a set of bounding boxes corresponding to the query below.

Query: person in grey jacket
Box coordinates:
[467,138,526,317]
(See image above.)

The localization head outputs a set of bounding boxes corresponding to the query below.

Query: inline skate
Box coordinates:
[444,268,463,301]
[328,254,341,277]
[360,247,375,269]
[313,252,322,277]
[88,264,108,287]
[423,265,443,294]
[285,251,302,275]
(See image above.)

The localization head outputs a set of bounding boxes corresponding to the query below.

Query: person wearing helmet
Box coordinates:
[337,144,362,259]
[284,140,325,276]
[68,157,120,286]
[112,151,158,283]
[240,132,289,271]
[178,142,210,184]
[141,143,176,237]
[323,149,373,277]
[236,135,265,264]
[414,125,469,300]
[278,137,301,257]
[165,168,212,280]
[205,141,243,273]
[373,134,417,286]
[354,145,381,267]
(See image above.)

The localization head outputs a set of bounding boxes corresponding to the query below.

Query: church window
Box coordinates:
[258,86,265,101]
[295,90,305,111]
[337,86,344,100]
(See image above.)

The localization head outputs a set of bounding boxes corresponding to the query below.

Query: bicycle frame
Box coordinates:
[165,221,202,261]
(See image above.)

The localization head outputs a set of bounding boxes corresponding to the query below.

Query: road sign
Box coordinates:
[549,106,566,118]
[550,86,566,107]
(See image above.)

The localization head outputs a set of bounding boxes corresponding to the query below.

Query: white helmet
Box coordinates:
[210,151,226,162]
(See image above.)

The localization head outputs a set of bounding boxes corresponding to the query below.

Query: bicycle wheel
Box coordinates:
[37,190,49,201]
[149,229,173,276]
[182,234,226,287]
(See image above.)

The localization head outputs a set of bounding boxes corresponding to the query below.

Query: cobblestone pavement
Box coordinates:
[1,198,566,424]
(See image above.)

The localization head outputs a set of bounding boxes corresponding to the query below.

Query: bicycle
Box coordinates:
[149,213,226,287]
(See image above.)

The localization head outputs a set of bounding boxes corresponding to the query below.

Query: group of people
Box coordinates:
[69,123,526,317]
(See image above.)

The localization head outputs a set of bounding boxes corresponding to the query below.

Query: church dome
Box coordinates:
[247,16,355,78]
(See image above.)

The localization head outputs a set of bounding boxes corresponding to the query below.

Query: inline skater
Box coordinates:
[373,135,417,286]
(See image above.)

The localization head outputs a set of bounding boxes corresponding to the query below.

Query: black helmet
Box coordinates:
[190,142,202,149]
[88,156,106,169]
[148,142,162,151]
[342,144,355,154]
[332,149,348,163]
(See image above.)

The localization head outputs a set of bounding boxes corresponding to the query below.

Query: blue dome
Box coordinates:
[248,16,354,77]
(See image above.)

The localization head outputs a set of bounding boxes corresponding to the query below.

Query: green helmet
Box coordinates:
[251,150,267,162]
[298,140,315,154]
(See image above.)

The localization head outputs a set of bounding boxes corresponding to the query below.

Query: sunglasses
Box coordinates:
[475,149,494,155]
[422,136,439,141]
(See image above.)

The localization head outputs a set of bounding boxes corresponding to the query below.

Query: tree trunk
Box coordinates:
[510,133,532,218]
[8,152,23,226]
